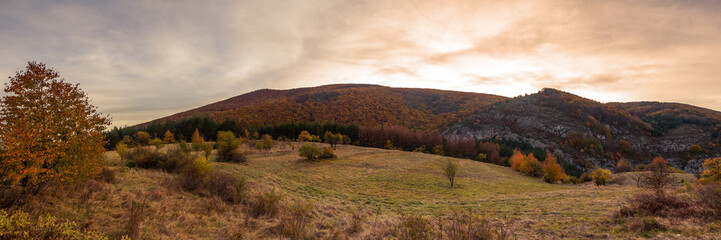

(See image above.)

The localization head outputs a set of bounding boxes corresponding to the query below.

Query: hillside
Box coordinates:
[447,89,721,172]
[51,143,665,239]
[142,84,507,130]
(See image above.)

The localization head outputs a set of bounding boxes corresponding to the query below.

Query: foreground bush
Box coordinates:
[396,214,438,240]
[204,171,247,203]
[249,190,283,217]
[179,156,212,191]
[444,210,495,240]
[0,209,107,239]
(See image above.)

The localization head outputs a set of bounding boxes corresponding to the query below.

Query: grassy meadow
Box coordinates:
[31,141,716,239]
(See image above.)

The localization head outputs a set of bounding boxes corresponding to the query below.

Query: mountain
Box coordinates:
[447,89,721,172]
[141,84,507,130]
[141,85,721,172]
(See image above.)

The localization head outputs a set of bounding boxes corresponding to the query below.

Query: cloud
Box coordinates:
[2,0,721,126]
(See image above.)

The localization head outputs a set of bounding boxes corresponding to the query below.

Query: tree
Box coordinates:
[191,128,204,150]
[134,131,151,146]
[542,154,565,183]
[163,130,176,143]
[443,160,459,188]
[509,150,525,171]
[642,156,674,196]
[519,153,544,177]
[0,62,110,191]
[115,142,128,161]
[216,131,244,163]
[591,168,612,187]
[255,134,273,152]
[700,157,721,184]
[478,142,501,165]
[324,131,340,149]
[616,158,632,173]
[689,144,703,154]
[299,144,323,160]
[149,138,164,150]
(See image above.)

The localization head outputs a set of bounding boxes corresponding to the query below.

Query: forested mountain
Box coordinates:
[140,84,506,130]
[140,85,721,172]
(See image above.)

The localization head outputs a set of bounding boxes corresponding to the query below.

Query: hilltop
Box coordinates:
[142,84,506,130]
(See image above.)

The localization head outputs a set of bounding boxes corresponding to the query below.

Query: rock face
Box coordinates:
[446,89,721,173]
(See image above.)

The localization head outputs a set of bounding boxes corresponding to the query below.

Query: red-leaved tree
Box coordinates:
[0,62,110,192]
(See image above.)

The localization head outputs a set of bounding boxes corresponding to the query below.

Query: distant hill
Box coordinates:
[141,84,507,130]
[448,89,721,172]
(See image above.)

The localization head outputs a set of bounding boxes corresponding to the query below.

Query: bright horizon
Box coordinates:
[2,0,721,127]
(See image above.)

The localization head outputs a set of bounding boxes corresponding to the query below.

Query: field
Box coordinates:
[34,142,716,239]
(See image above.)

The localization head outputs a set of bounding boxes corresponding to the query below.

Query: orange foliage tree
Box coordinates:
[542,154,565,183]
[519,153,544,177]
[509,150,525,171]
[0,62,110,191]
[163,130,176,143]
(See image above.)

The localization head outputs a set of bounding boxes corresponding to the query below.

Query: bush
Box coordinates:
[561,175,579,184]
[149,137,164,149]
[99,167,117,183]
[592,168,612,186]
[616,158,632,173]
[696,184,721,212]
[444,210,495,240]
[542,154,564,183]
[216,131,245,163]
[255,134,274,151]
[124,147,166,169]
[249,190,283,218]
[297,130,313,142]
[396,214,438,240]
[298,143,324,161]
[579,172,593,183]
[179,156,212,191]
[0,209,107,239]
[519,154,544,177]
[277,202,314,239]
[162,148,193,173]
[627,217,666,237]
[642,157,673,196]
[321,147,335,158]
[178,140,192,155]
[204,171,246,203]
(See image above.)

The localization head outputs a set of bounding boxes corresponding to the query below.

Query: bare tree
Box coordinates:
[443,160,459,188]
[642,157,675,197]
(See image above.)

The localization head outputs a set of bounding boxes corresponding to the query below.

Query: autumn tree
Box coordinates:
[255,134,273,152]
[324,131,340,149]
[542,154,565,183]
[642,156,674,196]
[134,131,151,146]
[591,168,612,187]
[699,157,721,184]
[616,158,632,173]
[191,128,204,150]
[115,142,128,161]
[0,62,110,192]
[509,150,525,171]
[297,131,313,142]
[163,130,175,143]
[478,142,501,165]
[519,153,544,177]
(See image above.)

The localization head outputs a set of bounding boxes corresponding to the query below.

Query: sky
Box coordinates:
[2,0,721,127]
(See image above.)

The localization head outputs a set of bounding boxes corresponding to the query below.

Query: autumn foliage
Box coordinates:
[0,62,110,191]
[700,157,721,184]
[542,154,565,183]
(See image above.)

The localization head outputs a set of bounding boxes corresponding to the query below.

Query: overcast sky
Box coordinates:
[2,0,721,127]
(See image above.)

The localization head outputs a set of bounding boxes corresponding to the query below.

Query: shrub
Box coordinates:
[696,184,721,212]
[178,140,192,155]
[0,209,107,239]
[616,158,632,173]
[617,192,694,219]
[396,214,438,240]
[444,210,495,240]
[579,172,592,183]
[592,168,612,186]
[321,147,335,158]
[115,142,128,160]
[413,146,427,153]
[442,160,459,188]
[149,138,164,149]
[324,131,341,149]
[700,157,721,184]
[249,190,283,218]
[542,154,564,183]
[163,130,175,143]
[99,167,117,184]
[432,145,444,156]
[134,131,151,146]
[509,150,525,171]
[201,143,213,158]
[277,202,314,239]
[162,148,193,173]
[179,156,212,191]
[255,134,274,152]
[299,144,324,161]
[124,197,150,240]
[124,147,166,169]
[689,144,703,154]
[627,217,666,237]
[216,131,245,163]
[204,171,246,203]
[561,175,579,184]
